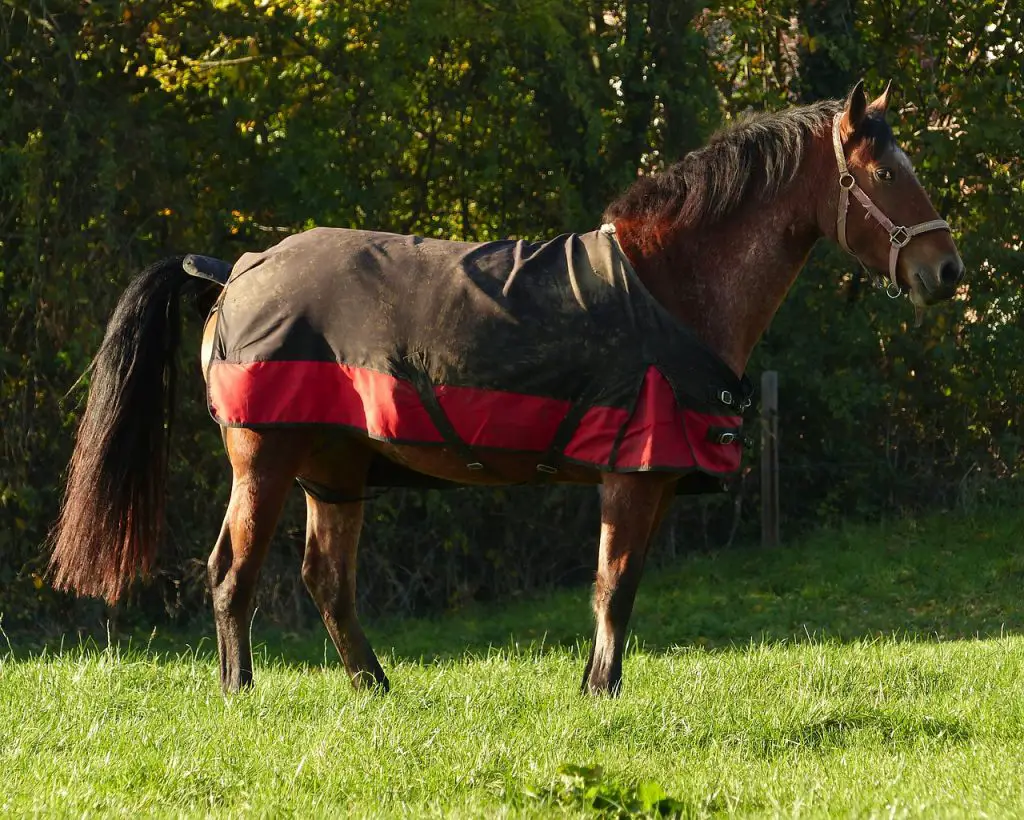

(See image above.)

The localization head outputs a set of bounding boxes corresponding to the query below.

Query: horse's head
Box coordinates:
[828,80,964,307]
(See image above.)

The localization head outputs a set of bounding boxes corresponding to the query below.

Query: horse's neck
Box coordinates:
[620,171,824,376]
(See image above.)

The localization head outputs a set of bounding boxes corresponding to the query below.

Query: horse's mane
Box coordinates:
[605,98,894,229]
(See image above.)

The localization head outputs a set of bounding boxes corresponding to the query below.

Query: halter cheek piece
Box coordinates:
[831,113,950,298]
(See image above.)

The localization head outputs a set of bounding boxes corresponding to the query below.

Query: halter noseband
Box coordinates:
[831,113,950,297]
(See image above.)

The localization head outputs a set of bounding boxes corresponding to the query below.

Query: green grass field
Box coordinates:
[4,510,1024,817]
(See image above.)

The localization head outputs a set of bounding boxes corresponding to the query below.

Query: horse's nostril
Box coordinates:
[939,259,965,287]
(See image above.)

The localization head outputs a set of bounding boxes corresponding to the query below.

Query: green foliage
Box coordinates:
[1,0,1021,631]
[536,764,686,817]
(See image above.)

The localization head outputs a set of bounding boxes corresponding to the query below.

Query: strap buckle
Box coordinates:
[839,172,856,190]
[885,281,903,299]
[706,426,743,446]
[535,464,557,475]
[467,462,484,471]
[718,389,753,410]
[889,226,911,248]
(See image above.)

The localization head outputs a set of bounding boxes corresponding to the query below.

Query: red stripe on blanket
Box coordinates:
[207,361,742,473]
[208,360,443,442]
[612,367,743,472]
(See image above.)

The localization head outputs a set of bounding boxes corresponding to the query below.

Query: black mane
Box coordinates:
[605,98,894,228]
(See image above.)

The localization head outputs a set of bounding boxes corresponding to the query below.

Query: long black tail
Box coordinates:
[49,256,208,603]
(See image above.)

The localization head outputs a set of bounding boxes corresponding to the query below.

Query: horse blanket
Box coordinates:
[204,226,750,494]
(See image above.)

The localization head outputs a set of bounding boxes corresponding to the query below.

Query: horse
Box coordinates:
[49,81,964,696]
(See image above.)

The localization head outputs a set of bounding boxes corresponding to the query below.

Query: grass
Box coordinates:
[4,510,1024,817]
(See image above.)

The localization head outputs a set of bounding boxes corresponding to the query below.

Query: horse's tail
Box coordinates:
[49,256,214,603]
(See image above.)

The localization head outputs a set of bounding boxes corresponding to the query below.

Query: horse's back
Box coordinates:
[212,226,629,392]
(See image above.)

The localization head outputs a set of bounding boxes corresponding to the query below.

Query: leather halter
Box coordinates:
[831,113,950,297]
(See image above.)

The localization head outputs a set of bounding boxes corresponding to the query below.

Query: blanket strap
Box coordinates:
[419,388,488,472]
[295,476,381,505]
[399,359,495,476]
[534,400,593,476]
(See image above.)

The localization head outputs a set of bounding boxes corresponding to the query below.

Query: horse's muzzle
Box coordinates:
[914,255,966,303]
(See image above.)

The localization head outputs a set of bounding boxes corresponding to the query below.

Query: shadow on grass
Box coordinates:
[7,509,1023,667]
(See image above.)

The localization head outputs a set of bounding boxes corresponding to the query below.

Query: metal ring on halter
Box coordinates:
[889,226,911,248]
[839,172,856,190]
[885,281,902,299]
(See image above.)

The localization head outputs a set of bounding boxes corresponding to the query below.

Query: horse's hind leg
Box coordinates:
[582,474,676,696]
[302,486,389,692]
[208,428,308,692]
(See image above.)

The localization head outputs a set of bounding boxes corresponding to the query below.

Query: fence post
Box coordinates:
[761,370,779,548]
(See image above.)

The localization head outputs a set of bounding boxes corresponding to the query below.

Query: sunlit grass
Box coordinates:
[4,510,1024,817]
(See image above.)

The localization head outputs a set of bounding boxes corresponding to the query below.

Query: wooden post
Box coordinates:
[761,370,779,548]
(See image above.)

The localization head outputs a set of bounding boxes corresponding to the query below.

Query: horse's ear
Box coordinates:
[841,79,867,136]
[869,80,893,115]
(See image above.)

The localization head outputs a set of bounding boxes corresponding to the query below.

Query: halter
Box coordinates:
[831,113,950,298]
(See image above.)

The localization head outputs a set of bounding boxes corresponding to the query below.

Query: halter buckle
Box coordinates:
[885,281,903,299]
[839,172,856,190]
[889,226,911,248]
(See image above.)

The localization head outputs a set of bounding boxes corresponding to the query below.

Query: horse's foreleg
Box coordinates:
[302,494,389,691]
[582,474,676,696]
[208,429,305,693]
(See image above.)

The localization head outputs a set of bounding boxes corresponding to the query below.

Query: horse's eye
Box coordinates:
[874,167,894,182]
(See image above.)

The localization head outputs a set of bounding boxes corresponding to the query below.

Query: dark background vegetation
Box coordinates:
[1,0,1020,633]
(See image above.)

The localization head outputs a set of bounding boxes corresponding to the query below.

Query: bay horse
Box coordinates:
[50,82,964,696]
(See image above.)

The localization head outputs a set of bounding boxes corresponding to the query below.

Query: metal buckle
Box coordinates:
[739,397,752,411]
[885,281,902,299]
[889,226,911,248]
[718,389,733,406]
[839,172,856,190]
[535,464,557,474]
[467,462,484,471]
[717,432,737,445]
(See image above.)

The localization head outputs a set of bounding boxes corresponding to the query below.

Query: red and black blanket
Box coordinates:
[204,226,750,493]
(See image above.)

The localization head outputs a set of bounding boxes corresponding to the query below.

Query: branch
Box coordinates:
[181,54,262,69]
